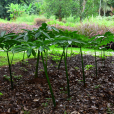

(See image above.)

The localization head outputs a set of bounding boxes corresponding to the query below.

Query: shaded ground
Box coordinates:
[0,53,114,114]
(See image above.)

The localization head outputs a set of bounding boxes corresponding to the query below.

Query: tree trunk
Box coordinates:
[110,6,114,16]
[59,17,62,21]
[80,16,82,23]
[104,1,106,16]
[58,0,62,21]
[99,0,102,16]
[82,0,87,12]
[80,0,83,23]
[80,0,87,23]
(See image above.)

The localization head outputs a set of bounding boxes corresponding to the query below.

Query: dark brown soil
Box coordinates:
[0,53,114,114]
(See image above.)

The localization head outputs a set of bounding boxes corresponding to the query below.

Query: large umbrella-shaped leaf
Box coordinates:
[11,45,29,53]
[40,30,51,39]
[1,31,6,37]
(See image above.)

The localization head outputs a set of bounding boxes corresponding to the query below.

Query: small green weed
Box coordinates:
[21,60,29,65]
[3,73,22,81]
[24,110,30,114]
[39,69,44,72]
[107,106,114,114]
[19,67,27,71]
[60,87,64,90]
[59,87,68,94]
[59,91,68,94]
[50,63,53,66]
[94,85,101,89]
[41,98,51,107]
[75,67,79,70]
[78,80,83,82]
[52,56,61,62]
[3,75,12,81]
[85,64,94,70]
[67,97,71,101]
[45,97,51,99]
[0,92,3,97]
[56,62,59,65]
[13,75,22,79]
[64,110,67,114]
[42,102,48,107]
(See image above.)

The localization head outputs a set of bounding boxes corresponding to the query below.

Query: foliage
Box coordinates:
[83,0,99,18]
[6,3,25,20]
[42,0,73,21]
[6,2,43,20]
[30,1,43,15]
[0,0,17,20]
[0,0,35,20]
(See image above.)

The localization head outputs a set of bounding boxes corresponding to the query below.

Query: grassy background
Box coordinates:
[0,14,114,28]
[0,46,113,67]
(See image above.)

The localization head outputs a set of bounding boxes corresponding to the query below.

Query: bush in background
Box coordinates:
[48,23,112,38]
[34,18,47,26]
[0,22,38,34]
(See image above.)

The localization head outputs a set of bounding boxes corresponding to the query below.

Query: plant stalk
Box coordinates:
[103,50,105,66]
[22,51,25,61]
[7,51,13,90]
[11,52,14,65]
[58,50,64,70]
[80,46,85,87]
[41,52,56,107]
[45,50,48,70]
[95,49,97,78]
[35,49,40,78]
[63,47,70,97]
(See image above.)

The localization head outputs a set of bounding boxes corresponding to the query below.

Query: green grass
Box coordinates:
[50,46,114,56]
[15,14,47,25]
[0,18,12,23]
[0,46,113,67]
[0,51,35,67]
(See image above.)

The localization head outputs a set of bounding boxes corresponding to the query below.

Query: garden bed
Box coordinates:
[0,54,114,114]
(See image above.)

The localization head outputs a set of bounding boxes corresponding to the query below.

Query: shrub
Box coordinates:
[34,18,47,26]
[49,23,111,38]
[75,23,110,38]
[0,22,38,34]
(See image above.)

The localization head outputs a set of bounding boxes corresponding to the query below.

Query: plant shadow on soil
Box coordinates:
[0,54,114,114]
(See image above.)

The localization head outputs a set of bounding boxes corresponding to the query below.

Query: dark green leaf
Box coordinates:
[40,30,50,39]
[35,32,41,39]
[32,49,36,57]
[27,48,32,58]
[51,26,59,32]
[11,45,28,53]
[24,33,29,42]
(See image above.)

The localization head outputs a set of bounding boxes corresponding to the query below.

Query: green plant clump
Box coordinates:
[85,64,94,70]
